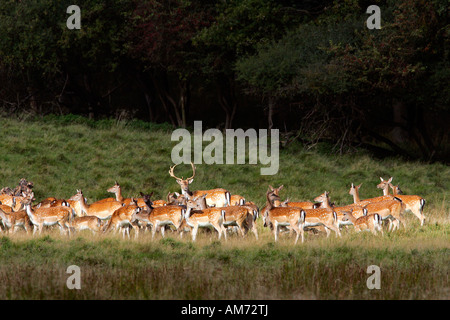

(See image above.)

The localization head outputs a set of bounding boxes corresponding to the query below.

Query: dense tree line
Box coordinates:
[0,0,448,161]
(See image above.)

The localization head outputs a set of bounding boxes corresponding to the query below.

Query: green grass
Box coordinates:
[0,114,448,300]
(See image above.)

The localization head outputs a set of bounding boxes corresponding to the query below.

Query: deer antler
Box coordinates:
[169,162,196,181]
[187,162,196,181]
[169,164,183,180]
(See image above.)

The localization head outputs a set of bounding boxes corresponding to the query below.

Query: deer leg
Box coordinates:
[192,224,199,242]
[273,221,279,242]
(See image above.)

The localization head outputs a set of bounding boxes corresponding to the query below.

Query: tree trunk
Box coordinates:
[83,74,95,120]
[27,86,38,114]
[217,76,237,129]
[267,97,274,130]
[391,99,408,144]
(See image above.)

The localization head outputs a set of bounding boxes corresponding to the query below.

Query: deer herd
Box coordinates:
[0,166,426,243]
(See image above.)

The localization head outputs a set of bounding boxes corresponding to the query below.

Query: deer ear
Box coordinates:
[357,183,362,188]
[388,177,393,183]
[188,178,194,184]
[268,185,274,191]
[380,177,384,181]
[351,183,354,188]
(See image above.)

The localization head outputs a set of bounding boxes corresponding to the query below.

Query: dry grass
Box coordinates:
[0,214,448,300]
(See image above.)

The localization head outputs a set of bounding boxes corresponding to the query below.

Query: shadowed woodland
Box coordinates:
[0,0,448,161]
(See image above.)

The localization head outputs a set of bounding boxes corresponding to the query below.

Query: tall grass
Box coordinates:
[0,114,448,299]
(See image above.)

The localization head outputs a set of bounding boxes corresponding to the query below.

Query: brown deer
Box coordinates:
[390,184,426,226]
[70,190,124,220]
[182,196,227,242]
[169,162,230,207]
[262,190,305,244]
[0,207,32,234]
[22,196,73,235]
[103,199,142,238]
[70,216,103,235]
[341,210,384,235]
[313,191,367,229]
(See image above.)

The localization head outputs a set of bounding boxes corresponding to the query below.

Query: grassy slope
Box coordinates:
[0,115,448,299]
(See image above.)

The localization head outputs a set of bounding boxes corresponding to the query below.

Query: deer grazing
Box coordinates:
[169,162,230,207]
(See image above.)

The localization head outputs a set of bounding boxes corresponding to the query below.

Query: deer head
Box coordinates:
[169,162,196,195]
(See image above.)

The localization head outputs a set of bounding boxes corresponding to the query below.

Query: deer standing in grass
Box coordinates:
[262,190,306,244]
[349,180,406,231]
[195,194,258,239]
[341,210,384,235]
[70,216,103,235]
[22,196,73,235]
[103,199,142,238]
[169,162,230,207]
[71,190,123,220]
[261,185,318,218]
[292,193,342,238]
[349,180,395,205]
[0,206,32,234]
[313,191,367,229]
[131,194,186,240]
[390,184,426,226]
[182,196,227,242]
[230,194,246,206]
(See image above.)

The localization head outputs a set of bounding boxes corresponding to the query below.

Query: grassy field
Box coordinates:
[0,114,448,300]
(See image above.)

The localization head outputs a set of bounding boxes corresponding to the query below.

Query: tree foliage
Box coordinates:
[0,0,448,160]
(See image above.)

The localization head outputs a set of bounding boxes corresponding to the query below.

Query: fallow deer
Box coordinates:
[169,162,230,207]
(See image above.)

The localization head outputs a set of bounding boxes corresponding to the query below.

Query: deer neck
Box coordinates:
[390,184,398,195]
[115,188,124,202]
[185,206,194,220]
[382,185,390,196]
[351,190,361,203]
[321,196,332,209]
[77,197,89,215]
[25,204,37,221]
[266,194,276,211]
